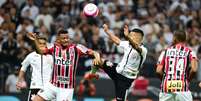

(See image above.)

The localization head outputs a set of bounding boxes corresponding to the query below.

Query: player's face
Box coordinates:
[38,39,47,54]
[129,32,143,44]
[58,33,70,47]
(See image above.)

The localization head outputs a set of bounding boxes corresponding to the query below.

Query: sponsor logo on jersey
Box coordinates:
[55,57,71,66]
[167,80,182,90]
[57,76,69,83]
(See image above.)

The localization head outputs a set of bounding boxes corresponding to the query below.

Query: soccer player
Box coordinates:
[156,30,198,101]
[16,34,53,101]
[28,29,101,101]
[96,24,147,101]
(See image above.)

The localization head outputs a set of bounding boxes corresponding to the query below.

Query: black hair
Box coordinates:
[57,29,68,35]
[173,30,186,42]
[35,32,47,41]
[130,28,144,37]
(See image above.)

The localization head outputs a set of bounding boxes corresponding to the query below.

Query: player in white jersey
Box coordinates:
[95,24,147,101]
[16,34,53,101]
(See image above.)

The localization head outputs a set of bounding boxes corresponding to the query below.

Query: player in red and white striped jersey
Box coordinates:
[28,29,101,101]
[156,30,198,101]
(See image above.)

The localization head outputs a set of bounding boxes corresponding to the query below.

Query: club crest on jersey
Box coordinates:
[55,57,71,66]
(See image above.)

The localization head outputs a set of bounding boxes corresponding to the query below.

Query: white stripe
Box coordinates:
[27,90,31,101]
[124,89,128,101]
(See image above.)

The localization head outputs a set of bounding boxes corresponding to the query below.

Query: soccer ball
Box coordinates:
[83,3,99,17]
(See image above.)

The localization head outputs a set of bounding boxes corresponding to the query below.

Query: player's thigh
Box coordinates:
[56,88,74,101]
[37,83,56,100]
[175,91,192,101]
[159,92,175,101]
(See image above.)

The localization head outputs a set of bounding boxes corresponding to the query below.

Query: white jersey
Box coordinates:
[116,41,147,79]
[21,52,53,89]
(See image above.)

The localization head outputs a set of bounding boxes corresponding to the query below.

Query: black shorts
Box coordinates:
[27,89,40,101]
[102,60,134,101]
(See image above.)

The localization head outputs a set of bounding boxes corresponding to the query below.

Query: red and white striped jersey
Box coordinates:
[46,43,92,89]
[157,43,197,93]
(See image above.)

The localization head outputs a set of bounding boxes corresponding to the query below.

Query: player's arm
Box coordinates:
[156,51,165,80]
[123,25,142,54]
[27,32,47,54]
[188,51,198,81]
[16,54,30,90]
[76,44,101,65]
[103,24,121,45]
[189,59,198,81]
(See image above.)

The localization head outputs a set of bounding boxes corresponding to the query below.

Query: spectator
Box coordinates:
[21,0,39,20]
[5,68,19,93]
[2,32,17,66]
[34,7,53,32]
[16,18,34,33]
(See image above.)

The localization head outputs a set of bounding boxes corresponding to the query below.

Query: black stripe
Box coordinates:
[121,48,132,73]
[41,55,43,86]
[65,48,69,77]
[58,49,62,76]
[51,45,56,83]
[57,81,60,88]
[161,50,167,92]
[72,46,78,88]
[184,50,191,91]
[64,84,68,88]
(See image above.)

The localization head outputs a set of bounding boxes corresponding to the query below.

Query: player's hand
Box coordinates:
[124,25,129,37]
[27,32,37,41]
[93,58,100,66]
[16,80,27,90]
[92,51,101,66]
[103,24,109,32]
[199,82,201,88]
[16,81,21,90]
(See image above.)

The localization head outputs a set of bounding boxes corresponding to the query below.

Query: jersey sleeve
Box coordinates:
[21,54,31,72]
[157,51,166,66]
[118,41,129,50]
[189,50,197,60]
[76,44,91,56]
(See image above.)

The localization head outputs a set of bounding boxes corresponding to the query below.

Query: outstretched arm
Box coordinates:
[27,32,45,54]
[103,24,121,45]
[123,25,142,54]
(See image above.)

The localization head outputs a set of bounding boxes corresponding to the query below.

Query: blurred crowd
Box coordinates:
[0,0,201,93]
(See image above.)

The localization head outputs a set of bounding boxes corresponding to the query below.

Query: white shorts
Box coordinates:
[38,83,74,101]
[159,91,192,101]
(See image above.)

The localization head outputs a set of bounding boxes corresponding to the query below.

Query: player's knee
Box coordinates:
[33,95,44,101]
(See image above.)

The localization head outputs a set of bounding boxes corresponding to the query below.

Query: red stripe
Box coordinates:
[164,56,169,92]
[69,47,74,88]
[61,49,66,88]
[181,47,188,91]
[54,46,59,86]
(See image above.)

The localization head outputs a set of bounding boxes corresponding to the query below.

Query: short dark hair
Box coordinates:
[57,29,68,35]
[35,32,47,41]
[130,28,144,37]
[173,30,186,42]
